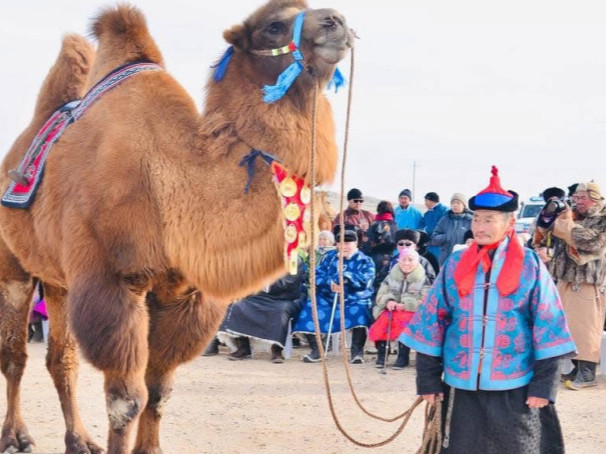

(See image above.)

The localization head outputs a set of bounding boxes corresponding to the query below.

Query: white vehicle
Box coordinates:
[515,196,544,236]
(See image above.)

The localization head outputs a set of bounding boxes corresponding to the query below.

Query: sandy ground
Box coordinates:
[2,342,606,454]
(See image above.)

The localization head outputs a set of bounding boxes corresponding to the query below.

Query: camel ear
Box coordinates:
[223,24,249,50]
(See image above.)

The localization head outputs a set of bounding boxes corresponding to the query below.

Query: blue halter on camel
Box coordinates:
[212,10,344,103]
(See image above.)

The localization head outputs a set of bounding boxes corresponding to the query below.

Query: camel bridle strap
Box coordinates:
[306,48,443,452]
[250,10,305,60]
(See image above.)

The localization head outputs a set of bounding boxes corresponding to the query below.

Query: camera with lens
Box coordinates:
[537,198,569,229]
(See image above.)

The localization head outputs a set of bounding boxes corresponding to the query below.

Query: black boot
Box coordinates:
[560,359,579,382]
[271,344,285,364]
[392,343,410,370]
[202,336,220,356]
[228,337,251,361]
[565,361,597,390]
[350,327,367,364]
[375,341,386,369]
[303,334,321,363]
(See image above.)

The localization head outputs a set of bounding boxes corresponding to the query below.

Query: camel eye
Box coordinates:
[266,21,286,35]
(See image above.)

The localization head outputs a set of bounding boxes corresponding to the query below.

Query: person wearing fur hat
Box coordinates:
[531,186,567,261]
[392,229,437,283]
[543,180,606,390]
[293,225,375,364]
[333,188,375,233]
[394,189,423,230]
[400,166,576,454]
[428,192,474,265]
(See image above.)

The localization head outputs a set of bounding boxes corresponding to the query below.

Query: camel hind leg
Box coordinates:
[43,283,105,454]
[133,272,225,454]
[0,243,35,453]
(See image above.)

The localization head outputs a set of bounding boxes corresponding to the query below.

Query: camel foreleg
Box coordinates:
[43,283,105,454]
[68,270,151,454]
[132,288,225,454]
[0,260,35,454]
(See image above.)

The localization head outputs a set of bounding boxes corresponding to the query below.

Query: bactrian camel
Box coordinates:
[0,0,352,452]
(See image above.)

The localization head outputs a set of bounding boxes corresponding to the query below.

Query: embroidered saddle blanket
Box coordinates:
[2,61,162,208]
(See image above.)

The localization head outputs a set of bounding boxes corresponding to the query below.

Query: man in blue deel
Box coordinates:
[400,166,576,454]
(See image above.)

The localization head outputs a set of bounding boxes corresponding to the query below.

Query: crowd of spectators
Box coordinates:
[200,180,606,394]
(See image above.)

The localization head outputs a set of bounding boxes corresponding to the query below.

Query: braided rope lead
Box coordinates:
[306,48,444,451]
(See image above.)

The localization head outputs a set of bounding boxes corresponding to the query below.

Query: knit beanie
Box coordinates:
[424,192,439,203]
[399,189,412,199]
[450,192,468,208]
[347,188,363,201]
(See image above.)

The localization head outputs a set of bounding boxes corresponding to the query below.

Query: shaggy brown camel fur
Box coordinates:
[0,1,352,453]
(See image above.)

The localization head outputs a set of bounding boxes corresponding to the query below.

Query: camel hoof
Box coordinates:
[131,448,162,454]
[65,433,105,454]
[0,427,35,454]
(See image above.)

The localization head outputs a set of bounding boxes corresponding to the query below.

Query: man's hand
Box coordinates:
[526,396,549,408]
[385,300,398,311]
[421,393,444,405]
[395,303,406,311]
[330,282,342,293]
[536,247,551,263]
[552,208,575,245]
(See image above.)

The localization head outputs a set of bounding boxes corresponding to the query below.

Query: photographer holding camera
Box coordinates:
[532,187,568,262]
[540,181,606,390]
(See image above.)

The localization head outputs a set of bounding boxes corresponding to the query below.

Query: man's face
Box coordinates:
[472,210,513,245]
[399,196,411,208]
[572,190,597,215]
[424,199,436,210]
[348,198,364,210]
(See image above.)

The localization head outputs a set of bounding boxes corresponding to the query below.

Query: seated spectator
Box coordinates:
[215,261,306,363]
[333,188,374,232]
[315,230,336,264]
[428,192,473,265]
[374,230,437,291]
[366,200,397,269]
[369,249,430,369]
[293,226,375,364]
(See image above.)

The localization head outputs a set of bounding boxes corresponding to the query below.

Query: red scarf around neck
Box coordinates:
[375,213,394,221]
[453,229,524,297]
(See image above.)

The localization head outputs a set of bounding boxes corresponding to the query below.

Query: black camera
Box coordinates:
[537,198,569,229]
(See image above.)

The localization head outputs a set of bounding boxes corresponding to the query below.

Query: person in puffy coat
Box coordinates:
[429,192,473,264]
[368,249,430,369]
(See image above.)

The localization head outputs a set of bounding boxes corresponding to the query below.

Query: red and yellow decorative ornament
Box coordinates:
[271,162,311,275]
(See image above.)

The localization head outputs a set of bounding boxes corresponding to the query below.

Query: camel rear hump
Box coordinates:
[90,4,164,81]
[35,34,95,117]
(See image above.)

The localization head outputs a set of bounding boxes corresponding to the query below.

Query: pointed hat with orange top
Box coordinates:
[468,165,519,212]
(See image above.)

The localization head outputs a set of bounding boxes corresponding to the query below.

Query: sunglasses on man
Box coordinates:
[397,241,414,247]
[352,199,364,203]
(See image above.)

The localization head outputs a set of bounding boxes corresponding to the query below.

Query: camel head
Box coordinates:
[219,0,353,103]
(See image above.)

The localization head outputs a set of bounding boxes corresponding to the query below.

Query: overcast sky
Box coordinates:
[1,0,606,206]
